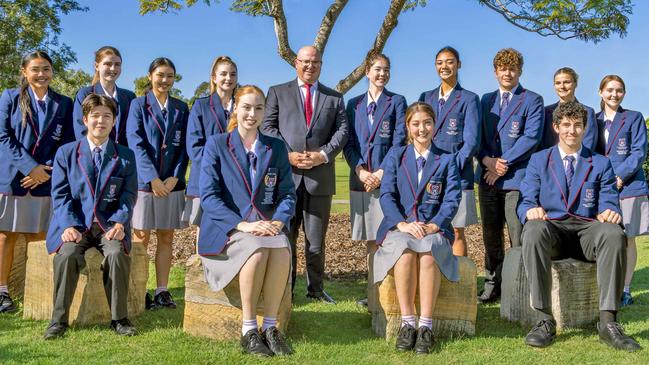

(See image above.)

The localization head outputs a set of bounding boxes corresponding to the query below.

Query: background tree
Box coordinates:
[139,0,633,94]
[189,81,210,107]
[0,0,88,92]
[133,74,188,103]
[50,68,93,98]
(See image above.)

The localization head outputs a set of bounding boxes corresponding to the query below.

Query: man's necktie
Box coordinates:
[303,84,313,127]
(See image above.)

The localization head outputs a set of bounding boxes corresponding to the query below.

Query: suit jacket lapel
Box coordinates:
[164,98,178,144]
[77,140,97,194]
[309,83,327,131]
[550,146,569,205]
[416,150,439,198]
[497,85,523,131]
[292,80,308,131]
[96,140,119,202]
[147,92,166,135]
[356,94,369,141]
[403,146,418,198]
[605,109,626,155]
[252,138,272,196]
[229,132,253,193]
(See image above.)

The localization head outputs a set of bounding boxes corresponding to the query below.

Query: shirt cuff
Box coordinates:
[319,150,329,164]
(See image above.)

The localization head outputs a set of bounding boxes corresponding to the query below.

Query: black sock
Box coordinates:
[535,307,554,321]
[599,310,616,324]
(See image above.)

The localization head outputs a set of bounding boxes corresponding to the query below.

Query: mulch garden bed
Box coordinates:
[148,213,501,280]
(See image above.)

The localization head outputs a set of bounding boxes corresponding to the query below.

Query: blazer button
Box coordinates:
[495,137,500,143]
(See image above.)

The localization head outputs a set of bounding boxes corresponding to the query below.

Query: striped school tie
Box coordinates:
[564,155,575,191]
[500,92,511,116]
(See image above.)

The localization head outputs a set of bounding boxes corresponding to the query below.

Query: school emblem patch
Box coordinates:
[426,182,442,199]
[173,130,182,145]
[52,124,63,141]
[616,137,629,155]
[449,119,457,129]
[582,188,596,208]
[618,138,626,147]
[264,174,277,188]
[508,120,521,138]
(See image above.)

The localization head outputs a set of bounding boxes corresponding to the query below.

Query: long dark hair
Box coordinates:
[144,57,176,94]
[19,51,53,127]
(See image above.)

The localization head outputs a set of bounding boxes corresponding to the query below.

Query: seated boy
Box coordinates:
[518,101,640,351]
[43,94,138,339]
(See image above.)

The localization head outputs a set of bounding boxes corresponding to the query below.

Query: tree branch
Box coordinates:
[313,0,349,54]
[267,0,297,65]
[335,0,407,94]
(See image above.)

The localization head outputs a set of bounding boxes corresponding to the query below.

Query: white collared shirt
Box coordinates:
[367,90,382,125]
[244,137,259,183]
[31,87,49,131]
[414,147,431,184]
[155,95,169,115]
[438,84,455,102]
[87,137,109,156]
[100,84,118,99]
[297,78,318,111]
[603,111,616,143]
[499,84,519,108]
[557,145,580,175]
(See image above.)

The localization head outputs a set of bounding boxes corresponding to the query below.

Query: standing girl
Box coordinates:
[343,51,406,307]
[184,56,238,226]
[596,75,649,307]
[0,51,74,313]
[199,85,296,356]
[418,46,480,257]
[127,57,189,309]
[374,102,461,354]
[541,67,597,151]
[72,46,136,146]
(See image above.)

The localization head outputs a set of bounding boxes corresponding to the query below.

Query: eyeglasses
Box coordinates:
[296,59,322,66]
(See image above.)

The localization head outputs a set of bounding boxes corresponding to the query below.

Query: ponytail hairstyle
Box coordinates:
[226,85,266,132]
[19,50,54,128]
[598,74,625,111]
[144,57,177,94]
[364,50,391,74]
[553,67,579,84]
[404,102,436,144]
[209,56,238,95]
[92,46,122,85]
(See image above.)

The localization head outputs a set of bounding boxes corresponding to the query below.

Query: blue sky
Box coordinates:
[61,0,649,116]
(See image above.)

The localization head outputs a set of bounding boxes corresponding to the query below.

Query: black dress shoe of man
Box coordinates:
[477,285,500,304]
[154,291,177,309]
[306,291,336,304]
[414,326,435,355]
[0,293,17,313]
[111,318,137,336]
[525,319,557,348]
[261,326,293,356]
[43,322,69,340]
[240,329,274,357]
[597,322,642,352]
[395,324,417,351]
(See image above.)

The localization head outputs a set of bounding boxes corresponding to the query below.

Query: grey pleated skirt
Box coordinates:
[350,189,383,241]
[201,232,291,292]
[620,195,649,237]
[0,194,51,233]
[181,196,203,226]
[451,190,479,228]
[132,190,188,230]
[374,231,459,284]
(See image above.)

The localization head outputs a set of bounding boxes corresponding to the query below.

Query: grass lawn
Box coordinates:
[1,236,648,364]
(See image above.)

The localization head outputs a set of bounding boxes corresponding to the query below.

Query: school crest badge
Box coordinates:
[52,124,63,141]
[582,188,596,208]
[426,182,442,199]
[264,174,277,188]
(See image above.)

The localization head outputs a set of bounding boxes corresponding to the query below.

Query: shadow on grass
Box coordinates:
[135,287,186,332]
[289,310,375,345]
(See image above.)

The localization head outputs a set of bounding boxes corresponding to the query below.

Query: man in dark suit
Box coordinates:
[262,45,348,303]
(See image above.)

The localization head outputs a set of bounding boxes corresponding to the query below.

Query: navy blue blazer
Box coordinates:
[477,85,544,190]
[72,84,136,146]
[47,139,138,254]
[343,89,407,192]
[0,87,74,196]
[185,93,230,197]
[517,146,620,224]
[541,101,597,151]
[595,108,649,199]
[197,131,296,256]
[126,91,189,192]
[376,145,461,244]
[419,84,481,190]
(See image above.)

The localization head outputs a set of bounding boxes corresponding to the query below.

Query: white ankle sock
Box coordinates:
[418,316,433,329]
[262,317,277,331]
[0,285,8,295]
[623,286,631,294]
[242,319,258,335]
[155,287,168,296]
[401,315,416,328]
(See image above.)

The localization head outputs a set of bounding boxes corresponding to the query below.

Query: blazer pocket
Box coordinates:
[579,181,599,213]
[98,177,124,211]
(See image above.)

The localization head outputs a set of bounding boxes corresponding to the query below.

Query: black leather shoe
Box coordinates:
[111,318,137,336]
[477,285,500,304]
[261,326,293,356]
[154,291,177,309]
[145,292,157,310]
[525,319,556,348]
[395,324,417,351]
[414,326,435,354]
[597,322,642,352]
[306,291,336,304]
[240,329,274,357]
[0,293,17,313]
[356,298,368,308]
[43,322,69,340]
